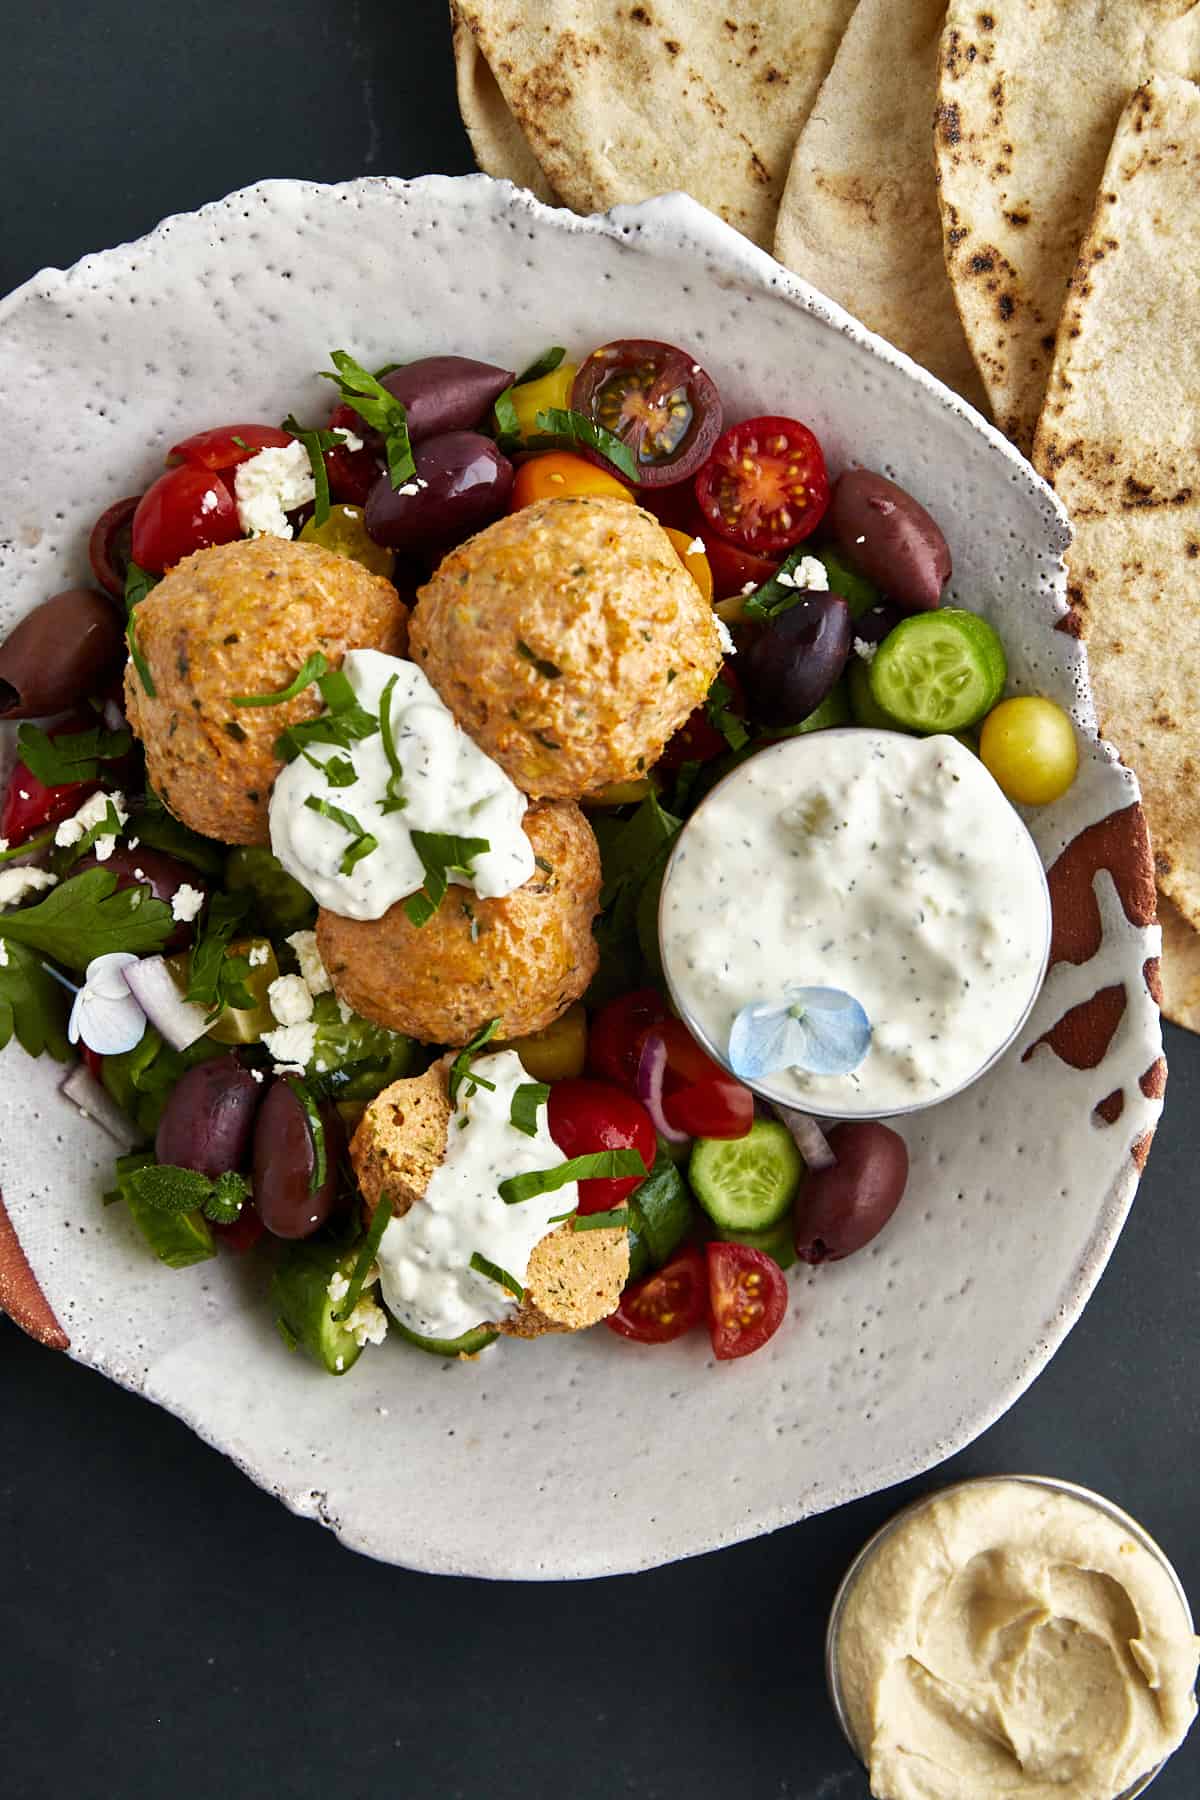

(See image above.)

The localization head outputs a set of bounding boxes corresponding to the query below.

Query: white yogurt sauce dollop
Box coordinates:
[659,731,1050,1116]
[269,649,534,920]
[375,1050,575,1340]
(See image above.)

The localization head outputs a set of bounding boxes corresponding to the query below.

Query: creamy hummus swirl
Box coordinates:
[836,1480,1199,1800]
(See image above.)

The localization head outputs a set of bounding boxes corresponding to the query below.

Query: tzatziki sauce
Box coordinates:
[269,649,534,920]
[658,730,1050,1116]
[375,1050,574,1340]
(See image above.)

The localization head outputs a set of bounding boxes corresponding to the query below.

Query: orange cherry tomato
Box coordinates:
[661,527,714,604]
[511,451,634,510]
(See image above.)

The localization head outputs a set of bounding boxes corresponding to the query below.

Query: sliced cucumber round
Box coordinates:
[868,608,1007,733]
[689,1119,803,1233]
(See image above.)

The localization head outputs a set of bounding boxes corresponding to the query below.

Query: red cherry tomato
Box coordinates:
[694,415,830,553]
[131,466,241,573]
[80,1047,105,1081]
[706,1242,788,1360]
[571,339,722,488]
[656,662,745,770]
[1,712,103,844]
[167,423,294,471]
[588,989,669,1091]
[324,403,382,507]
[703,537,781,602]
[547,1078,656,1213]
[643,1019,754,1141]
[213,1206,267,1254]
[88,495,141,600]
[606,1245,707,1344]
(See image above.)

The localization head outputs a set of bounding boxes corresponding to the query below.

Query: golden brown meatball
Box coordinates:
[408,495,722,798]
[316,801,600,1045]
[125,538,408,845]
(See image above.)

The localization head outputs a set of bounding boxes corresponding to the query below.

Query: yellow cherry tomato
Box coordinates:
[662,527,714,604]
[495,1001,588,1082]
[511,450,634,509]
[511,361,578,437]
[979,696,1078,805]
[300,504,396,579]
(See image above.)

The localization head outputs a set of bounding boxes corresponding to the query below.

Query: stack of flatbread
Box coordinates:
[450,0,1200,1032]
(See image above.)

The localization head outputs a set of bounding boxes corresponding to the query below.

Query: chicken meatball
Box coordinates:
[316,801,600,1045]
[125,537,408,845]
[408,495,722,798]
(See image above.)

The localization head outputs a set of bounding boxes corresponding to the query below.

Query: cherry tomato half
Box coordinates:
[511,450,633,510]
[571,340,722,488]
[646,1018,754,1140]
[1,711,103,844]
[88,495,141,600]
[706,1242,788,1360]
[606,1245,707,1344]
[213,1206,267,1254]
[589,989,670,1090]
[324,403,383,507]
[694,415,830,554]
[656,661,744,771]
[547,1077,656,1213]
[167,423,294,471]
[131,466,241,573]
[704,537,781,603]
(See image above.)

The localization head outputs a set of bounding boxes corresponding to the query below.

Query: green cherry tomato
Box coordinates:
[980,696,1079,805]
[300,503,396,579]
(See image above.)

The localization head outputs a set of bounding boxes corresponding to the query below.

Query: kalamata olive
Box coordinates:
[851,602,905,647]
[252,1080,343,1239]
[738,594,851,728]
[0,589,125,719]
[380,356,515,443]
[365,432,514,552]
[88,495,140,599]
[75,844,207,951]
[828,469,951,612]
[794,1121,909,1263]
[156,1054,265,1178]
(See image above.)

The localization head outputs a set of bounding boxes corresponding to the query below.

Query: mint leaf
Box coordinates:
[509,1081,550,1138]
[204,1171,250,1224]
[529,406,636,481]
[0,868,174,971]
[281,414,334,526]
[403,831,490,929]
[0,941,72,1060]
[16,723,132,787]
[303,796,378,876]
[447,1017,500,1105]
[122,1163,213,1215]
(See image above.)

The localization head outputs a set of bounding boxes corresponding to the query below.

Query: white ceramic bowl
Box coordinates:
[0,176,1165,1577]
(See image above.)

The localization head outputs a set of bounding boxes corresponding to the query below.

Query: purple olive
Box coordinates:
[74,844,206,951]
[0,589,125,719]
[739,594,851,728]
[380,356,515,443]
[156,1054,264,1178]
[252,1080,343,1239]
[794,1122,909,1264]
[828,470,951,612]
[851,602,905,648]
[365,432,514,552]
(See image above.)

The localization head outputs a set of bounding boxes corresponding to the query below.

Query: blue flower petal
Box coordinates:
[729,985,871,1081]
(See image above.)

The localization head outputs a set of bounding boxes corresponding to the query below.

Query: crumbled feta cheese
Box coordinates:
[54,789,126,850]
[333,427,365,453]
[171,883,205,923]
[262,1021,318,1067]
[17,791,29,801]
[126,837,140,850]
[394,481,420,498]
[250,1067,264,1083]
[343,1292,388,1348]
[335,1355,344,1372]
[268,974,314,1027]
[740,581,758,596]
[776,555,830,594]
[0,940,9,966]
[234,441,315,539]
[337,998,354,1024]
[247,943,270,968]
[686,536,706,556]
[199,489,220,515]
[287,929,332,996]
[714,615,737,657]
[326,1270,350,1303]
[0,839,8,854]
[853,637,878,664]
[0,866,58,907]
[855,534,866,545]
[133,868,146,881]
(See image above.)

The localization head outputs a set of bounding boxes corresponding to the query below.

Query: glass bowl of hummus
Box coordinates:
[657,729,1053,1120]
[825,1475,1200,1800]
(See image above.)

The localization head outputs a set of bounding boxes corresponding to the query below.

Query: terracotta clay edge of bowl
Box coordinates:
[0,1190,69,1349]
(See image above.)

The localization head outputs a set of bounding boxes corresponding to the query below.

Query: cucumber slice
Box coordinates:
[868,608,1007,733]
[847,656,907,730]
[271,1241,364,1376]
[689,1119,803,1233]
[391,1319,498,1358]
[814,548,880,618]
[713,1214,798,1271]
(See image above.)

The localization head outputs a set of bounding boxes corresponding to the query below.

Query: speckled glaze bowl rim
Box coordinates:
[824,1474,1196,1800]
[656,728,1053,1119]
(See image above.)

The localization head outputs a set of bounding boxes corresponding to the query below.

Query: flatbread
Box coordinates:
[1033,76,1200,1019]
[774,0,987,408]
[1157,894,1200,1033]
[452,11,560,206]
[935,1,1200,453]
[449,0,857,250]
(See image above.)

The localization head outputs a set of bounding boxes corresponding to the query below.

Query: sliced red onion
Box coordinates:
[121,955,210,1051]
[771,1102,836,1171]
[101,697,127,733]
[59,1063,142,1151]
[635,1029,690,1146]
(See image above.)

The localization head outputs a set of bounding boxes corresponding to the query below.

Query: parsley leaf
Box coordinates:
[15,723,132,788]
[403,831,490,929]
[281,414,334,526]
[319,349,415,488]
[185,889,253,1017]
[447,1017,500,1104]
[528,406,637,481]
[377,672,407,815]
[498,1148,647,1205]
[509,1080,550,1137]
[469,1251,523,1300]
[332,1196,394,1323]
[234,652,329,709]
[303,796,378,875]
[0,868,174,972]
[516,345,566,386]
[741,547,823,622]
[704,676,750,751]
[0,940,72,1060]
[124,561,159,613]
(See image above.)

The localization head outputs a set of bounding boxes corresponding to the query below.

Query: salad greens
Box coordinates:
[0,940,72,1061]
[0,869,174,971]
[15,722,131,787]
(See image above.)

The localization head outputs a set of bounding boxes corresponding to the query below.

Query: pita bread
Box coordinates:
[449,0,857,250]
[1033,76,1200,1019]
[935,1,1200,453]
[452,11,560,206]
[1157,894,1200,1032]
[774,0,987,408]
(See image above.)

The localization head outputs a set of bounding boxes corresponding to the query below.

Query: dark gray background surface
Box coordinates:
[1,4,1196,1797]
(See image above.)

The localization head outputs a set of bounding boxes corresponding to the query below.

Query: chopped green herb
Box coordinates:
[284,1075,328,1193]
[516,345,566,386]
[534,856,553,875]
[529,406,637,481]
[281,414,335,527]
[314,752,357,788]
[15,723,132,788]
[447,1017,500,1104]
[704,676,750,751]
[403,831,490,928]
[303,796,378,876]
[498,1148,647,1205]
[469,1251,524,1301]
[493,386,520,440]
[275,707,378,763]
[231,435,249,451]
[0,939,71,1061]
[516,639,562,680]
[185,889,253,1017]
[509,1081,550,1137]
[126,611,156,696]
[572,1205,631,1231]
[377,672,407,815]
[320,349,415,487]
[332,1195,394,1322]
[741,548,822,622]
[0,868,174,972]
[124,561,159,613]
[233,651,329,708]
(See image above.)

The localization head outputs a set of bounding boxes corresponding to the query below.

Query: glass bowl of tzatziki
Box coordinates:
[657,728,1053,1119]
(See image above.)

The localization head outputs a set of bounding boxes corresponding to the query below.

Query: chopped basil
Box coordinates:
[516,346,566,386]
[124,561,159,613]
[311,751,357,788]
[498,1147,647,1205]
[332,1195,394,1323]
[529,406,637,481]
[15,722,132,788]
[377,672,407,815]
[572,1205,631,1231]
[509,1081,550,1137]
[126,611,156,696]
[741,548,821,622]
[516,639,562,679]
[469,1251,524,1301]
[233,651,329,708]
[493,386,520,440]
[704,676,750,751]
[320,349,415,488]
[281,413,334,526]
[303,796,378,876]
[447,1017,500,1104]
[403,830,490,928]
